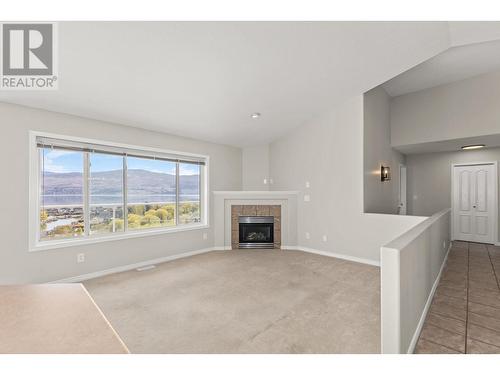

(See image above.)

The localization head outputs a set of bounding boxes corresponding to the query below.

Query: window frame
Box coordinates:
[29,131,209,252]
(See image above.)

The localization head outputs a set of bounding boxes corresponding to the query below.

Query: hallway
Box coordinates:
[415,241,500,353]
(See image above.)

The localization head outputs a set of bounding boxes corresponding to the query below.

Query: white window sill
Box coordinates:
[30,223,209,252]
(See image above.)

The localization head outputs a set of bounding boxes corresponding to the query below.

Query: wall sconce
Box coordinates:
[381,166,391,182]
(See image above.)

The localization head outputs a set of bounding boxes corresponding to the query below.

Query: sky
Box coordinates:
[43,149,200,175]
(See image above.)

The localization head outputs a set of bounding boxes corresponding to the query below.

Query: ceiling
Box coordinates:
[383,38,500,97]
[394,134,500,155]
[1,21,456,147]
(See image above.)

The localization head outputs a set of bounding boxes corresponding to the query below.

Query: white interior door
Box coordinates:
[452,163,497,244]
[399,165,407,215]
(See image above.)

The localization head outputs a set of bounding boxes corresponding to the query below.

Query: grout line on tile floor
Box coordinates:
[467,336,500,350]
[464,242,470,353]
[418,337,465,354]
[429,310,466,323]
[424,321,465,337]
[487,246,500,290]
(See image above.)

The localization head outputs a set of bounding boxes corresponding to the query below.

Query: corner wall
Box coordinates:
[242,144,270,190]
[0,102,242,284]
[363,86,405,214]
[269,95,426,263]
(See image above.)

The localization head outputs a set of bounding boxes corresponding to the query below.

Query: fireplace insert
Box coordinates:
[238,216,274,249]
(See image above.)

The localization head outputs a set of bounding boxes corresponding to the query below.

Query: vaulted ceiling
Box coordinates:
[1,22,500,147]
[383,38,500,97]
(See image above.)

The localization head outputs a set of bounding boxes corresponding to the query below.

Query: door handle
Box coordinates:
[473,205,477,208]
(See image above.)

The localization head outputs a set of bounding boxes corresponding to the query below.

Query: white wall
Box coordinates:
[0,103,242,284]
[381,209,450,353]
[391,69,500,148]
[364,86,405,214]
[269,95,426,263]
[242,144,270,190]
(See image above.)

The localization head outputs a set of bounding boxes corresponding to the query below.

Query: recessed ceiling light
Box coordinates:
[251,112,261,119]
[461,144,485,150]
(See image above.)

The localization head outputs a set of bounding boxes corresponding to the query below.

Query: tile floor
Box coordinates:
[415,241,500,354]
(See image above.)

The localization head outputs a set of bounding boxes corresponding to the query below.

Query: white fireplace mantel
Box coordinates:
[213,191,299,250]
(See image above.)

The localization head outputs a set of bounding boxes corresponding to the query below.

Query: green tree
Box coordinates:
[128,213,142,228]
[141,214,160,227]
[155,208,168,223]
[40,210,48,230]
[54,225,73,235]
[130,205,145,216]
[112,218,124,231]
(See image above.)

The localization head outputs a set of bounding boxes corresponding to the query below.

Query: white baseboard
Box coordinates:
[212,246,231,250]
[50,247,220,283]
[51,245,380,284]
[406,242,452,354]
[285,246,380,267]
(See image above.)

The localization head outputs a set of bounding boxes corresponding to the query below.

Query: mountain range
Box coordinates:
[42,169,200,196]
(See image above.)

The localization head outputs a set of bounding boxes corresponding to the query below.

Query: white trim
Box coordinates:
[407,242,451,354]
[398,163,407,215]
[51,245,379,285]
[50,247,220,283]
[29,130,210,251]
[32,130,209,160]
[450,161,498,244]
[32,224,209,252]
[285,246,380,267]
[213,190,299,195]
[212,246,231,251]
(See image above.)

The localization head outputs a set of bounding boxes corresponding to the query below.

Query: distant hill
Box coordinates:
[42,169,199,196]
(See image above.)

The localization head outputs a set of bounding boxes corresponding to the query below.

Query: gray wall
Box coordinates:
[363,86,405,214]
[0,102,242,284]
[391,69,500,148]
[242,144,270,190]
[406,147,500,241]
[406,147,500,216]
[269,95,426,263]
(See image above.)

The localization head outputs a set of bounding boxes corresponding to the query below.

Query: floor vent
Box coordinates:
[136,265,156,272]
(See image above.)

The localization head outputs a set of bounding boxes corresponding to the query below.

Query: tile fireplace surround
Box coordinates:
[231,205,281,249]
[213,191,299,250]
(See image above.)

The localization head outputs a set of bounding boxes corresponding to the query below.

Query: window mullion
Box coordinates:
[175,162,180,226]
[199,165,203,224]
[83,152,90,237]
[123,155,128,232]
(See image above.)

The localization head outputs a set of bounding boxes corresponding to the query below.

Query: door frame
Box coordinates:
[451,161,498,244]
[398,164,407,215]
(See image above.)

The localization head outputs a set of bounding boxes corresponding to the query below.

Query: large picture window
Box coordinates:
[33,134,207,248]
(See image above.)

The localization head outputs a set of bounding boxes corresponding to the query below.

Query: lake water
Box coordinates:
[42,194,199,205]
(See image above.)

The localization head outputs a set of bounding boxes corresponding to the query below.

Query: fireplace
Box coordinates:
[238,216,274,249]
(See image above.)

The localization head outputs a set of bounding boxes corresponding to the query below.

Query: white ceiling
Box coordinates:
[1,22,456,147]
[382,38,500,97]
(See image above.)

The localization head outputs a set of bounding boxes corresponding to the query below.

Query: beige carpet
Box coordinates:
[84,249,380,353]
